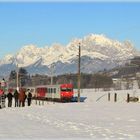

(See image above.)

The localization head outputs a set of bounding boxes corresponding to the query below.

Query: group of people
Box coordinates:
[1,88,32,108]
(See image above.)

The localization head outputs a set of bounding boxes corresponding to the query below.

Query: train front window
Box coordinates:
[61,88,72,92]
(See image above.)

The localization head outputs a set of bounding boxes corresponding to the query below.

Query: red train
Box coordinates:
[26,84,74,102]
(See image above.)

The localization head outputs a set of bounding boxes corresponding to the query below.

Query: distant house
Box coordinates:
[112,77,137,90]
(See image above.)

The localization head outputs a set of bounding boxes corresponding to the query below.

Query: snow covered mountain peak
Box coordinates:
[83,34,114,47]
[0,33,139,76]
[0,54,14,65]
[21,44,37,50]
[15,44,44,67]
[48,43,65,54]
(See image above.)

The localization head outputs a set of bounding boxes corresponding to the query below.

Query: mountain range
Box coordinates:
[0,34,139,77]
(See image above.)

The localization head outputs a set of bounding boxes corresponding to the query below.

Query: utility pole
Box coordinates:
[51,72,53,85]
[50,64,55,85]
[77,43,81,102]
[16,64,19,91]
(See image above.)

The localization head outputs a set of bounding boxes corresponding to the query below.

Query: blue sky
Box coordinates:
[0,2,140,58]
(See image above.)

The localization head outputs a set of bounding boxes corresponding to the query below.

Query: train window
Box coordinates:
[48,88,50,93]
[50,88,53,93]
[37,88,47,93]
[61,88,67,92]
[67,88,73,92]
[61,88,72,92]
[54,88,56,93]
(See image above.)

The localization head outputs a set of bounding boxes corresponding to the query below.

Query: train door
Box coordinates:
[54,86,61,99]
[47,85,60,100]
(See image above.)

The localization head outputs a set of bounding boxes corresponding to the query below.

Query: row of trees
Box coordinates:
[8,68,113,89]
[8,68,29,87]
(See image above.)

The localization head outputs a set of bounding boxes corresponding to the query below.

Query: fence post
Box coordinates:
[108,93,110,101]
[114,93,117,102]
[42,100,44,105]
[35,99,37,105]
[127,94,130,103]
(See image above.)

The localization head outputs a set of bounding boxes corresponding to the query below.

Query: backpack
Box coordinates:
[28,92,32,98]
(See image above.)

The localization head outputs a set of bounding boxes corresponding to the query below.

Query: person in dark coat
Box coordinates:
[14,90,19,107]
[26,89,32,106]
[7,92,13,107]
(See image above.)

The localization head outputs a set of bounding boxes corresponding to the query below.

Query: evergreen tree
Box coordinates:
[9,70,16,80]
[19,68,28,87]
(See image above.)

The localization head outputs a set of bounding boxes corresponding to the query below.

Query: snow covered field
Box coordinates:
[0,89,140,140]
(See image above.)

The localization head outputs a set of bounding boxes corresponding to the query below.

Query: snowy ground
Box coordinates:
[0,89,140,140]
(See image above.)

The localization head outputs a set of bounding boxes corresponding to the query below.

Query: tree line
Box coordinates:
[8,68,113,89]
